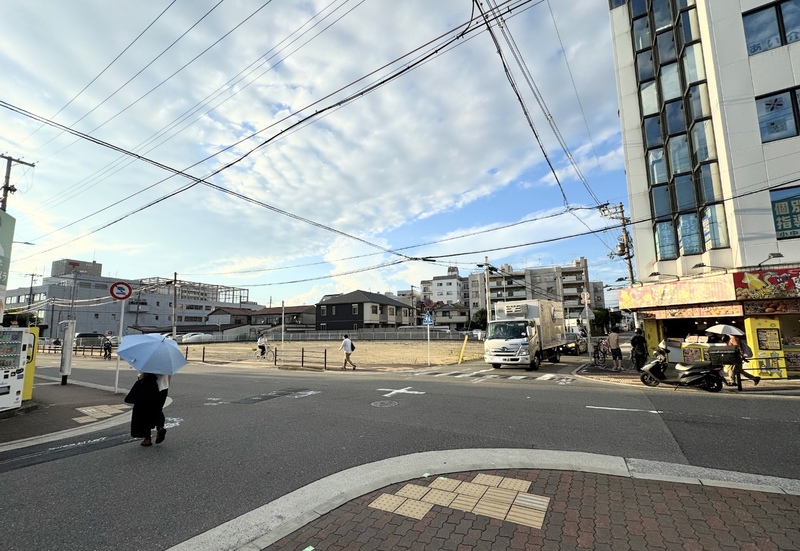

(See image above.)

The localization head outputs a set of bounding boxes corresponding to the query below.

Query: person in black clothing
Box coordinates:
[630,328,647,371]
[102,338,112,360]
[128,373,161,446]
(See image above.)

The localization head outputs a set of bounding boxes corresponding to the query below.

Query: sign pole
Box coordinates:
[109,281,133,393]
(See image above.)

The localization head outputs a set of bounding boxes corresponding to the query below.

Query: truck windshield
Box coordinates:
[487,321,528,340]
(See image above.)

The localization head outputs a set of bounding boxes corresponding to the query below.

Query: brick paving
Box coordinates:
[264,469,800,551]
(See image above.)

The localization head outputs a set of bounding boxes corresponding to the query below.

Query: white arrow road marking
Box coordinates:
[587,406,663,414]
[376,387,426,397]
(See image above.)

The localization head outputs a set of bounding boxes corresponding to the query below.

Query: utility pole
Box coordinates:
[601,202,636,284]
[172,272,178,339]
[25,272,41,326]
[1,155,35,211]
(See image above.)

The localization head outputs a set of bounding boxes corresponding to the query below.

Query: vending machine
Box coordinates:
[0,328,32,413]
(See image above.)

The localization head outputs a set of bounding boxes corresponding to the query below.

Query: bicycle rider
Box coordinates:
[257,334,267,358]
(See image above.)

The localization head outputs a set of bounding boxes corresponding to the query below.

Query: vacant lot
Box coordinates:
[181,339,486,368]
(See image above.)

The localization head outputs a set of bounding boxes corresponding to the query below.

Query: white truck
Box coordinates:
[483,300,567,371]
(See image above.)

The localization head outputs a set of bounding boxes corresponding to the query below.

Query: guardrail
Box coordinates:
[274,348,327,370]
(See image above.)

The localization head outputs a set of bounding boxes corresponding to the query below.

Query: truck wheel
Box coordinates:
[492,363,501,369]
[548,350,561,363]
[526,354,541,371]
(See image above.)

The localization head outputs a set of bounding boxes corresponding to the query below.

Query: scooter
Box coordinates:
[639,340,725,392]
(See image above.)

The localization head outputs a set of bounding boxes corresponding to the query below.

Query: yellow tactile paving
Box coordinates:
[396,484,430,500]
[428,477,461,492]
[506,505,547,529]
[472,497,512,520]
[368,493,406,513]
[420,489,456,507]
[454,481,488,498]
[514,492,550,511]
[472,473,504,487]
[483,486,518,505]
[394,499,434,520]
[499,477,531,492]
[449,494,480,512]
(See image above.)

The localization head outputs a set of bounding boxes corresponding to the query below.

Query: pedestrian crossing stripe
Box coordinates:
[413,371,572,383]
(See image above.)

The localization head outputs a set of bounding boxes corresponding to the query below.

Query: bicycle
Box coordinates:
[255,347,275,362]
[592,339,611,366]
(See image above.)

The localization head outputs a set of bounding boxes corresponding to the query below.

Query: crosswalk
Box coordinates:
[411,368,574,385]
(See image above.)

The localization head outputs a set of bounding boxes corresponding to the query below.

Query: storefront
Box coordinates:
[618,270,798,380]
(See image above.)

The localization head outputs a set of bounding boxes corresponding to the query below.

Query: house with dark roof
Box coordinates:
[316,290,411,331]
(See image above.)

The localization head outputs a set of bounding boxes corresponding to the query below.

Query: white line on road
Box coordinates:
[472,375,499,384]
[587,406,663,414]
[376,387,426,397]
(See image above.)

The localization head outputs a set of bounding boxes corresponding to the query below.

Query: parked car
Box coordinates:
[181,332,214,343]
[74,332,105,348]
[160,332,182,343]
[563,332,588,355]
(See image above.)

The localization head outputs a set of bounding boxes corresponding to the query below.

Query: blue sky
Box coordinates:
[0,0,631,308]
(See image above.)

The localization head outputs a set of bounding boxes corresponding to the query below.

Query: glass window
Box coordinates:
[678,8,701,47]
[653,0,673,31]
[687,83,711,121]
[633,17,651,51]
[678,213,702,255]
[668,134,691,174]
[743,7,781,55]
[655,221,678,259]
[783,0,800,44]
[756,92,797,142]
[674,174,696,211]
[660,63,682,100]
[652,185,672,220]
[640,81,659,115]
[698,162,723,203]
[702,204,730,249]
[682,43,705,85]
[637,50,655,82]
[657,30,677,64]
[673,0,695,9]
[645,116,663,148]
[648,148,668,184]
[631,0,647,18]
[665,100,686,135]
[691,119,716,162]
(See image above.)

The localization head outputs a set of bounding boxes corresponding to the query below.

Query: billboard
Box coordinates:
[0,210,16,320]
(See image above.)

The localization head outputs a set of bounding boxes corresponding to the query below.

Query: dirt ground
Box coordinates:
[181,339,486,368]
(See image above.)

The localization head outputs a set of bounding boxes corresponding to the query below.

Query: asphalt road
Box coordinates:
[1,358,798,551]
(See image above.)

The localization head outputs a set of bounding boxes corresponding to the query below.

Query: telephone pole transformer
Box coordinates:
[600,202,636,285]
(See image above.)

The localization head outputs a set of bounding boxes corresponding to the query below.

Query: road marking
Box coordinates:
[586,406,663,414]
[377,387,425,397]
[537,374,555,380]
[472,375,499,384]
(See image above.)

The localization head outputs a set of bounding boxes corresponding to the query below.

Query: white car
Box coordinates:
[161,332,182,343]
[181,332,214,343]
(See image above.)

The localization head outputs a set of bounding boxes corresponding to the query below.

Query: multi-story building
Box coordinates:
[420,267,470,306]
[4,259,257,338]
[467,258,604,322]
[608,1,800,378]
[315,290,411,331]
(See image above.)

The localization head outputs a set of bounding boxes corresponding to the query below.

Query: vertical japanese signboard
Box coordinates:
[0,210,16,320]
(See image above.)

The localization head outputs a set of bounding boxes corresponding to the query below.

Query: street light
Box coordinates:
[757,252,784,266]
[648,271,680,281]
[692,262,728,274]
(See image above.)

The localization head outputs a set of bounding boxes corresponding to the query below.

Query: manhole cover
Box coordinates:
[371,400,398,408]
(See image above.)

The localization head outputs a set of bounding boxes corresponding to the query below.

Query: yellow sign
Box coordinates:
[618,274,736,310]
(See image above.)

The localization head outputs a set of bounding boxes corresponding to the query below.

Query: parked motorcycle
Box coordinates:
[640,340,725,392]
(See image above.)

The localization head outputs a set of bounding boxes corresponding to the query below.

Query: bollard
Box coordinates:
[323,349,327,371]
[202,346,206,363]
[301,348,305,368]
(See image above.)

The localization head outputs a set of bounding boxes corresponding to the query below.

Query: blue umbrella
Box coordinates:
[117,334,187,375]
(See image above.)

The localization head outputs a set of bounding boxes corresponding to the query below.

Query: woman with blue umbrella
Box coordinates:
[120,334,186,447]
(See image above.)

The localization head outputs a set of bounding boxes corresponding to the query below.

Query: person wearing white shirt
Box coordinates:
[338,334,356,370]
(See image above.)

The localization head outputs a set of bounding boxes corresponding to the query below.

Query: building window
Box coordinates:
[648,148,668,184]
[637,50,654,81]
[665,100,685,135]
[687,83,711,122]
[633,16,651,51]
[652,0,673,32]
[94,313,99,319]
[743,4,785,55]
[698,163,723,203]
[770,186,800,239]
[321,305,327,316]
[371,305,378,314]
[691,120,716,162]
[756,91,797,142]
[677,213,702,255]
[389,306,395,315]
[640,81,659,115]
[674,175,696,211]
[352,304,358,315]
[656,30,676,64]
[678,8,700,47]
[655,221,678,260]
[682,43,705,84]
[667,134,691,174]
[332,306,336,315]
[644,116,662,148]
[659,63,681,101]
[702,204,730,248]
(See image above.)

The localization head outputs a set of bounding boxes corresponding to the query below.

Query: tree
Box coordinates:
[471,308,487,330]
[592,308,610,334]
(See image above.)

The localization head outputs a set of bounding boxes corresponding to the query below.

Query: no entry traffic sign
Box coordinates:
[109,281,133,300]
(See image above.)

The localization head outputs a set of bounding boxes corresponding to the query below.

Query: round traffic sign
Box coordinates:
[109,281,133,300]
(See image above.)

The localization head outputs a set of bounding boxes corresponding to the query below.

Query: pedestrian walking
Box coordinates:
[630,328,647,371]
[727,334,760,386]
[154,374,170,444]
[102,337,112,360]
[339,334,357,370]
[126,373,161,447]
[608,326,622,370]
